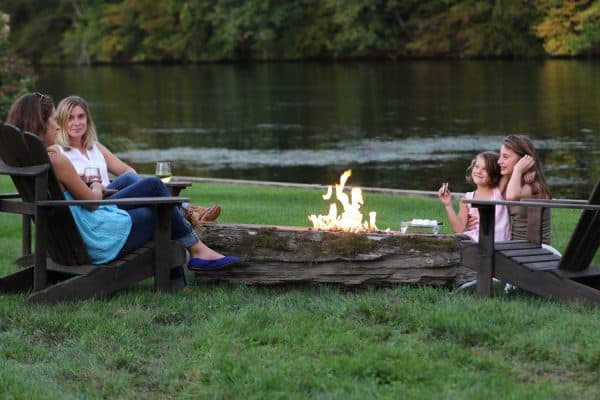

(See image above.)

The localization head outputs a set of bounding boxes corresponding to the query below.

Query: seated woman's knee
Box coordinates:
[117,171,141,186]
[142,176,171,196]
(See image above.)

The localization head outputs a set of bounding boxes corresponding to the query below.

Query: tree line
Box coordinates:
[0,12,34,118]
[2,0,600,65]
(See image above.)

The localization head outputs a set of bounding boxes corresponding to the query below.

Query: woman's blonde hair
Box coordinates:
[56,95,98,150]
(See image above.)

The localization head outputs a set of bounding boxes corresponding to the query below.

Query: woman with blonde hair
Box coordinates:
[56,95,136,188]
[55,95,221,224]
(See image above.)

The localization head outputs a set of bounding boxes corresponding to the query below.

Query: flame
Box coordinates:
[308,169,378,232]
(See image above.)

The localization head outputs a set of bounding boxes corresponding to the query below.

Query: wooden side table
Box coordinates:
[165,181,193,196]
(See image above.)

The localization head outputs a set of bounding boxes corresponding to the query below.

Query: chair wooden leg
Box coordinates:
[494,260,600,306]
[33,205,48,291]
[26,259,155,304]
[545,278,600,306]
[15,253,35,268]
[475,205,495,297]
[153,204,174,292]
[0,267,34,293]
[22,214,32,258]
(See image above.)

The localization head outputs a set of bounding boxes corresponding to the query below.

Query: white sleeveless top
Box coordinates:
[59,143,111,186]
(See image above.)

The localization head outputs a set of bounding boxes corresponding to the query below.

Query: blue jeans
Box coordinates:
[109,176,199,256]
[107,172,142,191]
[108,172,187,217]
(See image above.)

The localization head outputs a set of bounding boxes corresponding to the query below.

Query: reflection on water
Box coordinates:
[37,61,599,198]
[119,136,572,168]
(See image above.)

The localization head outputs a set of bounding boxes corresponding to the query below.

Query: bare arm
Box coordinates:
[505,155,535,200]
[438,184,468,233]
[498,175,509,194]
[49,148,104,210]
[97,142,136,176]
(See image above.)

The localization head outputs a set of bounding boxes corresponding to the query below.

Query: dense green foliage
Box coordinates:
[0,10,35,119]
[2,0,600,65]
[1,177,599,398]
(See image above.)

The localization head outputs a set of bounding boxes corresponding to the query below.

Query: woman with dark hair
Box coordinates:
[6,92,240,275]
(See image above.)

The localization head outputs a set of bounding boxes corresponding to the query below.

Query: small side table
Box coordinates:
[165,180,193,196]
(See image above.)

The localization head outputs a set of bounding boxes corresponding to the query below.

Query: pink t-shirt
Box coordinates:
[463,187,511,242]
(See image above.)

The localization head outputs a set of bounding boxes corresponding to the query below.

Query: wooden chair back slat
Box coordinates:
[0,125,90,265]
[527,206,542,244]
[558,180,600,271]
[0,124,37,202]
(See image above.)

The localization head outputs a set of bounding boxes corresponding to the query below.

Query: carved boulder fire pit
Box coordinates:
[193,223,472,287]
[192,170,473,287]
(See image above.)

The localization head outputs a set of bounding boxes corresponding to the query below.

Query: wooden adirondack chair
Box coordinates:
[0,123,188,304]
[461,179,600,305]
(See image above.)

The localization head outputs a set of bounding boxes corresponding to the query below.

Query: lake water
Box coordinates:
[37,61,599,198]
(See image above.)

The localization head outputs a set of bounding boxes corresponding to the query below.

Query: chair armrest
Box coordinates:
[0,192,21,199]
[462,198,599,211]
[0,162,51,176]
[37,196,190,208]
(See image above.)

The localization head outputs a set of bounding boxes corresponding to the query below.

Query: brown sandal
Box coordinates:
[185,205,221,225]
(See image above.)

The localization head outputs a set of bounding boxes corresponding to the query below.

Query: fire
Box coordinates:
[308,169,378,232]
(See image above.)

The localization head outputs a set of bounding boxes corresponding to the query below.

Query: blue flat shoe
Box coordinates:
[187,256,241,271]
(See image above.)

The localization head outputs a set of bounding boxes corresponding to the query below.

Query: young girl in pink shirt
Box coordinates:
[438,151,511,242]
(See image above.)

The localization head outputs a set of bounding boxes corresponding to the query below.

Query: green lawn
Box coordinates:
[1,176,599,399]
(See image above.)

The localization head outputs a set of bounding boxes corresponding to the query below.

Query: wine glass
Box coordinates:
[155,161,172,183]
[400,221,408,234]
[83,167,102,186]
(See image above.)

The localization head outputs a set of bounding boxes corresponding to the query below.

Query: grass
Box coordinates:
[1,176,599,399]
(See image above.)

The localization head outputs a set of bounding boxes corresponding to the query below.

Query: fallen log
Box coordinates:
[193,223,474,287]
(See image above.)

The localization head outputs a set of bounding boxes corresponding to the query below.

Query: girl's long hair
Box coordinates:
[502,135,551,199]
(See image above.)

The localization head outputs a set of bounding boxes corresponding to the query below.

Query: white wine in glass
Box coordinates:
[155,161,172,183]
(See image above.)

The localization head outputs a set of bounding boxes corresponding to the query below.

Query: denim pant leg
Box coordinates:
[110,176,199,246]
[119,207,189,288]
[107,172,142,191]
[119,207,155,255]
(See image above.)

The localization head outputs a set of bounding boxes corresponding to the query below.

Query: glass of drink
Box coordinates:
[400,221,408,234]
[155,161,172,183]
[83,167,102,186]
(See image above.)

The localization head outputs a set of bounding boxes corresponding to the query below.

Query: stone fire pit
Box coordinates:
[193,223,473,287]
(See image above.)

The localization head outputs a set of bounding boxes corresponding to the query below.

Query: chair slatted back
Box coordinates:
[558,179,600,271]
[0,124,90,265]
[0,124,37,202]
